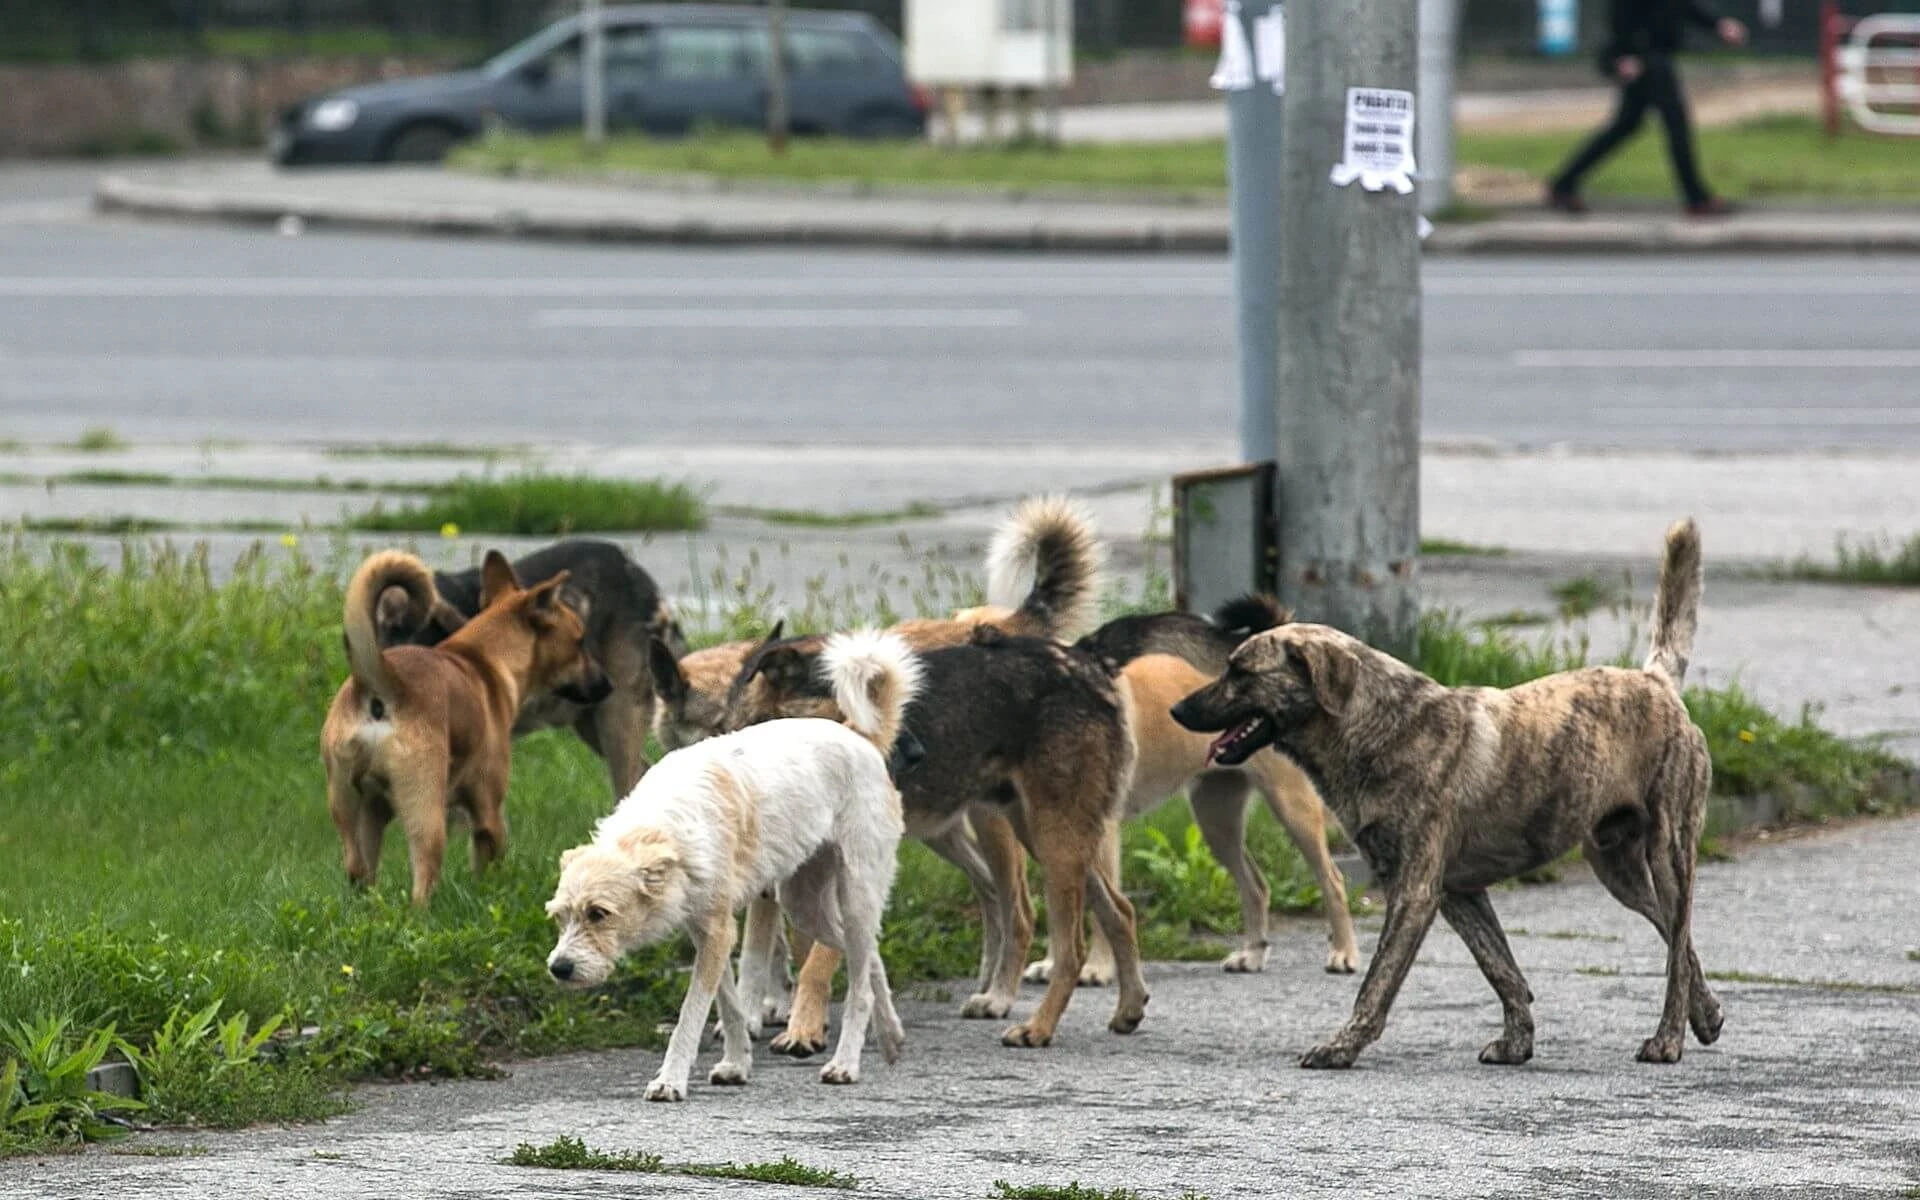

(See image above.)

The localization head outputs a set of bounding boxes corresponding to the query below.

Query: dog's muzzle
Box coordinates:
[548,957,576,982]
[889,728,928,777]
[555,662,614,706]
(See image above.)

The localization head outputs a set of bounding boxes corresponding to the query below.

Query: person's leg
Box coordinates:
[1550,75,1653,198]
[1642,55,1713,206]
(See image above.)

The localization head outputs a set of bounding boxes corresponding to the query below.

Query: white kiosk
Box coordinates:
[905,0,1074,142]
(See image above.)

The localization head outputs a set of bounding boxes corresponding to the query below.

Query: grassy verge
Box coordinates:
[453,116,1920,204]
[506,1135,858,1187]
[0,541,1905,1155]
[1786,534,1920,586]
[350,473,706,536]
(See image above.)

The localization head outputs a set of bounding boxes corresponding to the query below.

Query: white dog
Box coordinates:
[545,629,919,1100]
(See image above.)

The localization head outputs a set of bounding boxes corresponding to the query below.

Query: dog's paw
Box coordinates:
[1477,1037,1533,1066]
[1691,1000,1725,1046]
[878,1020,906,1065]
[769,1029,828,1059]
[1222,947,1268,974]
[1636,1035,1684,1064]
[643,1078,687,1102]
[819,1062,858,1085]
[1324,946,1359,975]
[1077,961,1115,988]
[760,1000,790,1029]
[1021,960,1054,984]
[1107,1006,1145,1036]
[1298,1042,1359,1070]
[708,1061,751,1087]
[744,1018,765,1042]
[960,992,1011,1020]
[1001,1022,1053,1048]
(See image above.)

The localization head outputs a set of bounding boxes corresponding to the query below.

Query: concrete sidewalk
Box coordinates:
[11,815,1920,1199]
[93,162,1920,255]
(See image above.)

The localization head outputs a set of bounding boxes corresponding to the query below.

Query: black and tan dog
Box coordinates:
[1018,596,1359,986]
[728,625,1143,1050]
[324,549,612,906]
[1172,520,1719,1068]
[375,539,681,797]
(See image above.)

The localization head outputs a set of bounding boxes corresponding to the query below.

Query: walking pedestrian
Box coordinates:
[1546,0,1749,216]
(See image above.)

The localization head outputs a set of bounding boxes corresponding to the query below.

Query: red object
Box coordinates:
[1184,0,1224,50]
[1819,0,1842,137]
[908,81,933,115]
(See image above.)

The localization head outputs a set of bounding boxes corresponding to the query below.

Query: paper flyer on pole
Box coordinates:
[1328,87,1417,194]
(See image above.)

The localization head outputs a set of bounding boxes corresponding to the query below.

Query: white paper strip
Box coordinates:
[1209,1,1255,92]
[1253,9,1285,95]
[1328,86,1417,194]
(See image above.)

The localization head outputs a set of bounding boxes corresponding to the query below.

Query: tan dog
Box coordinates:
[321,550,610,906]
[1172,520,1718,1068]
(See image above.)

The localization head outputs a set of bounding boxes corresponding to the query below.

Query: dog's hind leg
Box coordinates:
[772,943,839,1058]
[464,781,508,875]
[1250,759,1359,974]
[329,770,378,888]
[818,875,884,1085]
[1438,890,1535,1065]
[978,811,1036,1011]
[578,689,649,798]
[391,761,449,908]
[1002,802,1095,1049]
[649,909,737,1102]
[1584,810,1722,1048]
[1635,746,1718,1062]
[1301,839,1443,1069]
[1023,820,1119,988]
[708,939,755,1088]
[1190,771,1271,974]
[1083,859,1148,1035]
[737,894,783,1040]
[925,817,1020,1019]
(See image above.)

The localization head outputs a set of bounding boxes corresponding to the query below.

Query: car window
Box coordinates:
[603,24,656,84]
[658,25,746,81]
[785,28,877,76]
[538,36,582,82]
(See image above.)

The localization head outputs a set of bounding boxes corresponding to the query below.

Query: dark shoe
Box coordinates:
[1545,187,1589,215]
[1685,197,1737,218]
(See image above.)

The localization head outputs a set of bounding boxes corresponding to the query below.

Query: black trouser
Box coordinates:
[1550,53,1711,205]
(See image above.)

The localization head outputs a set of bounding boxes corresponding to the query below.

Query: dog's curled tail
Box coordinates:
[985,494,1106,642]
[1212,593,1292,642]
[1644,518,1702,688]
[344,550,437,703]
[821,629,924,758]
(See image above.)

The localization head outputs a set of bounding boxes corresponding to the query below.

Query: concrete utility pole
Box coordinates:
[1273,0,1421,657]
[767,0,790,155]
[582,0,606,146]
[1224,0,1285,465]
[1417,0,1459,216]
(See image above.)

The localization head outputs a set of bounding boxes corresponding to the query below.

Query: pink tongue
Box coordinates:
[1206,724,1242,765]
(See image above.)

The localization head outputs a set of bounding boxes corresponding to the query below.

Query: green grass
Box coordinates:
[110,1143,210,1158]
[31,470,428,496]
[1419,537,1509,557]
[1456,114,1920,204]
[505,1136,857,1188]
[1703,970,1920,995]
[453,116,1920,204]
[991,1183,1208,1200]
[1548,573,1626,620]
[322,441,526,460]
[66,427,128,453]
[1787,534,1920,586]
[720,502,946,528]
[350,473,705,536]
[1574,966,1621,977]
[1478,608,1553,629]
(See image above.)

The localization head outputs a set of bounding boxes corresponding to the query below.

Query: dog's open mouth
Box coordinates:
[1206,715,1273,767]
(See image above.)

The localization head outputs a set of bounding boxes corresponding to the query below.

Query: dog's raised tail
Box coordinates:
[1645,518,1702,688]
[344,550,437,704]
[985,494,1106,642]
[821,629,924,757]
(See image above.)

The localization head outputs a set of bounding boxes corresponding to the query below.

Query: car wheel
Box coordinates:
[385,123,459,164]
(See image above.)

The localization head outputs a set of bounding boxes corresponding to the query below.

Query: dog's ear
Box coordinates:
[522,571,572,628]
[558,581,591,624]
[1288,637,1359,719]
[480,551,521,608]
[748,644,814,694]
[616,828,681,896]
[647,637,687,704]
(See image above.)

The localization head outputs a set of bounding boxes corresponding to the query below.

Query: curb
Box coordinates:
[94,175,1920,256]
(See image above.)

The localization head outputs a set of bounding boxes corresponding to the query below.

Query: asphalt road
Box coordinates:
[12,815,1920,1199]
[1,169,1917,451]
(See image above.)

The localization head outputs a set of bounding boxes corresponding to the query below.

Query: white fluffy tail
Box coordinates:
[984,494,1106,642]
[821,629,923,756]
[1644,518,1702,688]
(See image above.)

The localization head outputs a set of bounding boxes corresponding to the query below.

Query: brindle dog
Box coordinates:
[1172,520,1721,1068]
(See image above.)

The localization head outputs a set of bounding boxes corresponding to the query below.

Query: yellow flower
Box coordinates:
[440,522,460,539]
[280,533,299,549]
[340,964,356,977]
[1738,729,1756,744]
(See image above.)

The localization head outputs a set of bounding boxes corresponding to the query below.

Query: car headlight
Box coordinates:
[307,99,360,132]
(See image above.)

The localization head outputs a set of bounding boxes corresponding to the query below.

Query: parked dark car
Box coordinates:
[271,4,929,165]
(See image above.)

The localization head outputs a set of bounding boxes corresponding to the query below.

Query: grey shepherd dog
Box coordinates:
[1172,519,1720,1069]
